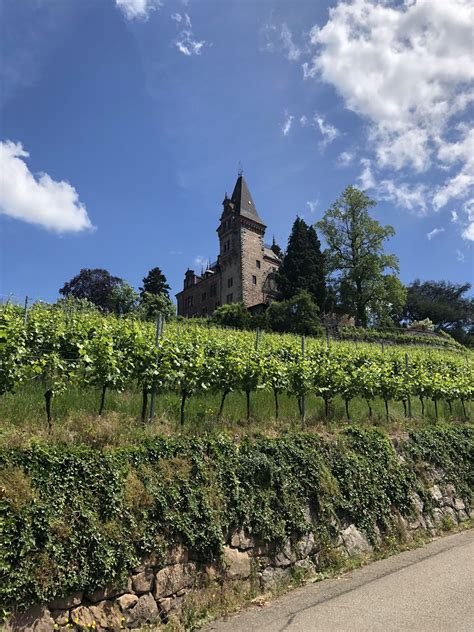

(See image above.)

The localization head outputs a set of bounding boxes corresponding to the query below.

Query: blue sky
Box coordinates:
[1,0,473,304]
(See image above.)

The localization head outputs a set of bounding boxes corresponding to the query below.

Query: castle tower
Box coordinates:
[176,173,281,317]
[217,175,267,308]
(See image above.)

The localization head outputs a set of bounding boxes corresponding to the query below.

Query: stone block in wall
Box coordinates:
[127,593,159,627]
[429,484,443,503]
[157,597,173,615]
[230,528,257,550]
[70,605,95,628]
[132,570,154,594]
[223,546,251,579]
[453,498,465,512]
[458,509,469,522]
[89,600,122,630]
[49,591,83,610]
[51,610,69,626]
[410,491,424,514]
[294,558,316,576]
[260,567,291,592]
[442,484,456,507]
[167,543,189,565]
[274,539,296,567]
[86,579,131,603]
[341,524,373,556]
[296,532,316,559]
[7,605,55,632]
[442,506,458,523]
[116,594,138,611]
[154,562,197,598]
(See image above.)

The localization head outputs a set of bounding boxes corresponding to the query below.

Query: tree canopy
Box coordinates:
[316,186,401,327]
[139,267,170,299]
[265,290,322,336]
[277,217,326,310]
[59,268,124,312]
[405,280,474,345]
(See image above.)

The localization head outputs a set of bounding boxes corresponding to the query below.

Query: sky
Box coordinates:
[0,0,473,305]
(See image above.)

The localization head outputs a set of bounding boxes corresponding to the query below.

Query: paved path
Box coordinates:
[204,530,474,632]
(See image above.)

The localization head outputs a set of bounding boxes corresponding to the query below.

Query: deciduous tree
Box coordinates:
[316,186,399,327]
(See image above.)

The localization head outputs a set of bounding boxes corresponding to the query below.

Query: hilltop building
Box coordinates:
[176,174,281,317]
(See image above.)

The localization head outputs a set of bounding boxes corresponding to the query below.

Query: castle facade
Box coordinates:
[176,174,281,317]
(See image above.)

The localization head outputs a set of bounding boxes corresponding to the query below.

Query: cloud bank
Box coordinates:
[115,0,162,21]
[0,141,93,233]
[304,0,473,233]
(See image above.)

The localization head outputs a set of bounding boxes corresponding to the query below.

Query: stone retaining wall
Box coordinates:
[8,479,472,632]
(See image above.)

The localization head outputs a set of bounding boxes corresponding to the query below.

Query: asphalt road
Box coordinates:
[204,530,474,632]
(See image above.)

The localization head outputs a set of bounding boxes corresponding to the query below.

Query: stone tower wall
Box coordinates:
[240,223,266,308]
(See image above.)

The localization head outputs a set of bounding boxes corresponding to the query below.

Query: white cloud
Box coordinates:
[427,227,445,241]
[357,158,428,214]
[282,113,294,136]
[358,158,375,190]
[171,13,182,23]
[281,23,301,61]
[304,0,474,215]
[260,21,302,62]
[461,198,474,241]
[0,140,93,233]
[456,249,465,262]
[115,0,162,21]
[338,151,354,166]
[451,210,459,223]
[433,128,474,211]
[462,224,474,241]
[378,179,428,215]
[298,112,340,149]
[314,114,340,148]
[306,199,319,213]
[173,14,207,56]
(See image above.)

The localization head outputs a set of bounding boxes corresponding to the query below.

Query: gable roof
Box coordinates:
[230,175,265,226]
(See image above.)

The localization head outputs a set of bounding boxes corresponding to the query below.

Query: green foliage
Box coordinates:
[59,268,124,312]
[0,303,472,425]
[317,186,400,327]
[338,325,463,350]
[107,282,139,315]
[405,280,474,347]
[277,217,326,309]
[139,267,171,299]
[266,290,322,336]
[211,302,253,329]
[1,426,472,611]
[138,291,175,321]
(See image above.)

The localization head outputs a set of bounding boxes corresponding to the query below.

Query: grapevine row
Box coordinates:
[1,303,472,425]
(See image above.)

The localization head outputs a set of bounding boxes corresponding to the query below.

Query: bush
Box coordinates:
[211,302,253,329]
[265,291,323,336]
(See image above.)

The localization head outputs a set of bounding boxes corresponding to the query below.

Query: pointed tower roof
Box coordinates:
[230,175,265,226]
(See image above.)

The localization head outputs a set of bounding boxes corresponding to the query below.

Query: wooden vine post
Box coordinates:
[148,312,164,423]
[301,335,306,428]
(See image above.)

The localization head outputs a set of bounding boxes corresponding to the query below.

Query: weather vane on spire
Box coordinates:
[237,161,243,177]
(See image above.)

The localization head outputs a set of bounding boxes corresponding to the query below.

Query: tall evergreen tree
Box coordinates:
[139,267,170,299]
[277,217,326,310]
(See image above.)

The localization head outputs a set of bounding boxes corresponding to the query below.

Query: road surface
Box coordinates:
[204,529,474,632]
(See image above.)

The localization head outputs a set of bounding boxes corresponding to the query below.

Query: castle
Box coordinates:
[176,174,282,317]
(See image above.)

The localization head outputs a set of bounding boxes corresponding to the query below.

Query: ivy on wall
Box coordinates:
[1,425,472,612]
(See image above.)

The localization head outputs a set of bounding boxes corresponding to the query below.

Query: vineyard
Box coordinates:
[0,302,472,433]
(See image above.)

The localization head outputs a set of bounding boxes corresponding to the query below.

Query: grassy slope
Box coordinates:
[0,381,469,449]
